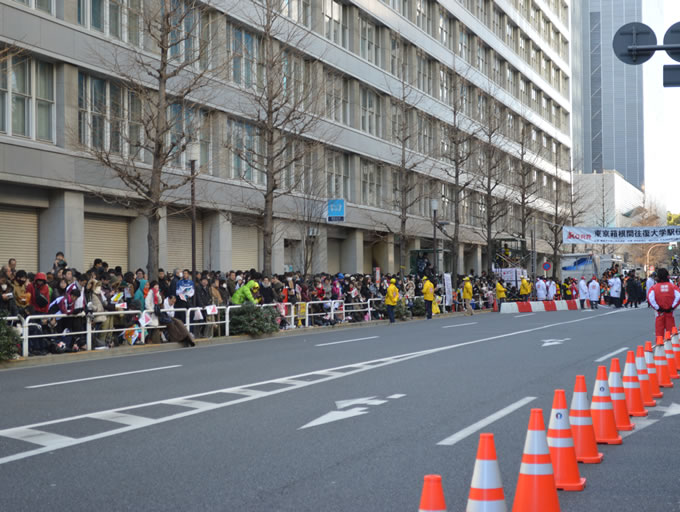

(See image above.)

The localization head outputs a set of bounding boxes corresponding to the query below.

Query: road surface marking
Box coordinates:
[542,338,570,347]
[595,347,629,362]
[437,397,537,446]
[316,336,379,347]
[0,309,622,466]
[442,322,478,329]
[514,313,535,318]
[25,365,183,389]
[300,394,405,429]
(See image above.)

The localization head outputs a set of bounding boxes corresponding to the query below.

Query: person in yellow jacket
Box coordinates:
[496,278,507,308]
[422,276,435,319]
[462,276,474,316]
[385,278,399,323]
[519,276,531,301]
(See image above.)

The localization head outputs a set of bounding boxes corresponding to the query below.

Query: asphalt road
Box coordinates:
[1,306,678,511]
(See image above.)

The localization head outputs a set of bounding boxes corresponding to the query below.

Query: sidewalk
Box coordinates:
[1,309,492,370]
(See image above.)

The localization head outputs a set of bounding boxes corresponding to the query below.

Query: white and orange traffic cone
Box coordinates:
[645,341,664,398]
[547,390,586,491]
[591,366,622,445]
[512,409,560,512]
[672,327,680,368]
[569,375,603,463]
[636,345,657,407]
[419,475,447,512]
[608,358,635,431]
[655,336,674,388]
[466,433,507,512]
[664,332,679,379]
[623,350,648,417]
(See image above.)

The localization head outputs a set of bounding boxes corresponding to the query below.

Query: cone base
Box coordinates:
[577,453,604,464]
[651,391,664,398]
[670,373,679,379]
[596,436,622,445]
[628,410,648,417]
[556,477,586,492]
[643,399,657,407]
[615,422,635,431]
[659,382,674,388]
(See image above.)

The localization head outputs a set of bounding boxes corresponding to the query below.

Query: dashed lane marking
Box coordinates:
[595,347,629,362]
[315,336,379,347]
[25,365,183,389]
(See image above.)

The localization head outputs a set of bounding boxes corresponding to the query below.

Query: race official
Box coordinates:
[462,277,474,316]
[422,276,434,320]
[495,279,507,307]
[588,276,600,309]
[385,278,399,324]
[647,268,680,338]
[519,277,531,302]
[578,277,588,309]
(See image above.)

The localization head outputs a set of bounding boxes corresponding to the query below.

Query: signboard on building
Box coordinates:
[327,199,345,223]
[563,227,680,244]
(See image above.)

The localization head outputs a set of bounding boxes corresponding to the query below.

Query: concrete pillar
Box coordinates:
[457,243,465,276]
[58,64,78,150]
[341,229,363,274]
[474,245,482,276]
[271,222,285,275]
[203,211,232,272]
[374,234,395,275]
[40,190,84,272]
[129,207,167,274]
[311,225,328,275]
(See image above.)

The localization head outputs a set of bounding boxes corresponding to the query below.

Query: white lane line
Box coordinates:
[0,309,622,466]
[594,347,629,362]
[25,365,183,389]
[514,313,535,318]
[620,417,658,439]
[437,397,537,446]
[442,322,478,329]
[316,336,379,347]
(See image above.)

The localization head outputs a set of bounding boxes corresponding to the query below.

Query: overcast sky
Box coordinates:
[642,1,680,214]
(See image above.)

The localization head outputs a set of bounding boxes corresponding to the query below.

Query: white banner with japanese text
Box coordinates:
[563,226,680,244]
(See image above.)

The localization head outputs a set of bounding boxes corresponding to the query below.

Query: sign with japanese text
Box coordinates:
[563,227,680,244]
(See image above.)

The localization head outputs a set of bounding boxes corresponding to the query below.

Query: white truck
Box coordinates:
[560,253,599,281]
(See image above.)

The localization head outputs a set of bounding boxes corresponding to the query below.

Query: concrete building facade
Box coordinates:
[0,0,571,276]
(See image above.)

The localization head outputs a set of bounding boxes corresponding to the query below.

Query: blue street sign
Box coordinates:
[543,262,552,271]
[327,199,345,223]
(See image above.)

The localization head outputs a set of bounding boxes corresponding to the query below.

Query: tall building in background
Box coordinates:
[572,0,644,190]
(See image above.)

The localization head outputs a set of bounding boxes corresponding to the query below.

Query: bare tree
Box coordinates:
[225,0,326,275]
[76,0,225,279]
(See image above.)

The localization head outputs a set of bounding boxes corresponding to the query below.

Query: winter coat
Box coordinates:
[144,288,162,327]
[385,284,399,306]
[231,280,259,305]
[519,279,532,295]
[588,280,600,302]
[422,280,435,301]
[496,282,506,299]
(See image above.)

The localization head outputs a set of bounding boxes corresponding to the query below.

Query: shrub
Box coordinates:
[395,299,411,320]
[229,303,280,336]
[0,315,20,361]
[412,297,426,317]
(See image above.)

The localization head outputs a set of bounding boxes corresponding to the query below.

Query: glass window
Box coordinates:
[128,0,142,46]
[360,18,380,66]
[128,91,143,159]
[91,0,104,31]
[326,150,349,199]
[361,159,382,207]
[36,0,51,13]
[323,0,348,48]
[35,61,53,141]
[324,69,348,124]
[110,0,122,39]
[78,72,88,144]
[360,87,382,137]
[109,82,123,153]
[0,60,7,133]
[11,57,31,137]
[199,110,211,170]
[91,77,106,149]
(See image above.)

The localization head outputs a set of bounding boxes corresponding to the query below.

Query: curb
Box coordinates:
[0,309,492,370]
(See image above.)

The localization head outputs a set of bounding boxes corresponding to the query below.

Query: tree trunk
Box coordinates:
[146,209,159,280]
[262,193,274,275]
[400,212,408,277]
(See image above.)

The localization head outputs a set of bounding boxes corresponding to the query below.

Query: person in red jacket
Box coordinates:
[647,268,680,338]
[27,272,50,315]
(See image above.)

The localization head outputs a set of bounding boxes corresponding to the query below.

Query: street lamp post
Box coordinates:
[431,198,439,278]
[187,142,200,303]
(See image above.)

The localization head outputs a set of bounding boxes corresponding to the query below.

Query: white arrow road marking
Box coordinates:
[299,408,371,429]
[315,336,379,347]
[595,347,630,362]
[437,397,536,446]
[335,397,388,409]
[541,338,570,347]
[442,322,478,329]
[655,402,680,417]
[25,365,183,389]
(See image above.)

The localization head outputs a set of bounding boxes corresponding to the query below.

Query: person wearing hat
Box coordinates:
[231,277,260,305]
[422,276,434,319]
[578,276,588,309]
[608,272,622,308]
[495,278,506,309]
[588,275,600,309]
[462,276,474,315]
[385,278,400,323]
[519,276,531,302]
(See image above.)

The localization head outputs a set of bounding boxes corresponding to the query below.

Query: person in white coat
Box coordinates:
[578,277,589,309]
[588,277,600,309]
[536,278,547,301]
[547,279,557,300]
[608,274,622,308]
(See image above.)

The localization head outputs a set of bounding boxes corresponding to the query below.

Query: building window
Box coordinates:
[11,57,31,138]
[323,0,348,48]
[438,10,450,48]
[415,0,432,35]
[360,87,382,137]
[0,60,6,133]
[228,24,260,89]
[227,118,261,183]
[439,68,450,104]
[390,37,407,80]
[127,91,143,159]
[417,113,433,155]
[326,150,350,199]
[506,66,515,94]
[324,68,349,124]
[361,159,382,207]
[459,28,470,62]
[416,52,432,95]
[77,0,143,46]
[282,0,311,27]
[491,53,501,84]
[477,43,487,73]
[360,17,380,66]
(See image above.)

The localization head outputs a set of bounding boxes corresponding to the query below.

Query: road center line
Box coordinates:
[315,336,379,347]
[594,347,629,362]
[437,397,537,446]
[0,309,621,466]
[25,365,183,389]
[442,322,478,329]
[514,313,535,318]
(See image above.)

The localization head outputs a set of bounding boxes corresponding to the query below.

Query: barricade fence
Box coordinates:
[6,296,470,356]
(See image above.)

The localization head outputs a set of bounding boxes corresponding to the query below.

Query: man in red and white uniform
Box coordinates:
[647,268,680,338]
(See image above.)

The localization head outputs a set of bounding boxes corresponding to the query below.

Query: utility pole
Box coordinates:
[188,142,200,308]
[432,198,439,278]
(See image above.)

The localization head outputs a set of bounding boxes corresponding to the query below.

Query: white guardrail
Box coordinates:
[10,299,387,356]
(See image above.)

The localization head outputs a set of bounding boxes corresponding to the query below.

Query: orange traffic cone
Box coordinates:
[664,332,679,379]
[672,327,680,367]
[590,366,622,445]
[600,296,605,305]
[645,341,663,398]
[569,375,603,463]
[608,358,635,431]
[419,475,446,512]
[636,345,657,407]
[493,299,499,312]
[466,433,507,511]
[512,409,560,512]
[623,350,648,417]
[547,390,586,491]
[655,336,674,388]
